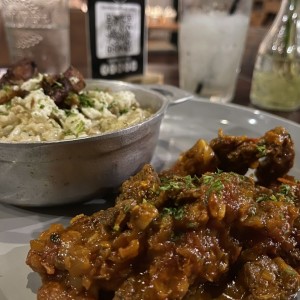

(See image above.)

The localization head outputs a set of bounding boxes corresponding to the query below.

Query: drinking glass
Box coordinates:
[1,0,70,74]
[179,0,252,103]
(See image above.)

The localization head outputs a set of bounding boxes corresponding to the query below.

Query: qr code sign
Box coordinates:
[95,2,141,59]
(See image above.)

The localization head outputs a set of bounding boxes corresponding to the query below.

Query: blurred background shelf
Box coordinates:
[147,20,178,31]
[251,0,281,26]
[0,0,281,74]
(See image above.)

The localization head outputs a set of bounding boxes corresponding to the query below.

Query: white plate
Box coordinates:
[1,98,300,300]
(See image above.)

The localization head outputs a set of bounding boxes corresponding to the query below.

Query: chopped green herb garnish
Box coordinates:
[162,206,185,220]
[75,120,85,134]
[202,174,214,185]
[256,194,278,203]
[79,93,94,107]
[64,129,74,136]
[269,195,278,201]
[2,84,12,92]
[257,144,267,158]
[120,108,129,114]
[174,207,185,220]
[184,175,199,188]
[64,109,76,117]
[160,175,198,191]
[256,194,268,203]
[162,207,172,215]
[278,184,296,203]
[202,174,224,195]
[280,184,291,195]
[123,204,131,213]
[210,180,224,193]
[160,180,181,191]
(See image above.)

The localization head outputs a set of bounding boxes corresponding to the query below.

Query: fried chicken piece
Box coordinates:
[0,85,28,104]
[210,127,295,185]
[41,66,86,107]
[0,61,86,107]
[0,58,38,88]
[0,58,37,104]
[209,129,258,174]
[26,128,300,299]
[63,65,86,93]
[26,168,300,299]
[256,127,295,184]
[163,139,218,177]
[165,127,294,186]
[218,256,300,300]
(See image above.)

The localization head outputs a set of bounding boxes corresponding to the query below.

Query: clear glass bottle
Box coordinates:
[250,0,300,111]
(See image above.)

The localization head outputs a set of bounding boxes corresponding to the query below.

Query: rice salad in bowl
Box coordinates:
[0,60,152,142]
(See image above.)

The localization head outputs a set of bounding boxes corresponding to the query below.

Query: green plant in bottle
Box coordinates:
[250,0,300,111]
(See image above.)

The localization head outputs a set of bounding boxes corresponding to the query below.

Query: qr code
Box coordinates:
[95,2,141,59]
[106,14,132,55]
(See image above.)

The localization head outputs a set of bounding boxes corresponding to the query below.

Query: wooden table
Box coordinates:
[1,9,300,123]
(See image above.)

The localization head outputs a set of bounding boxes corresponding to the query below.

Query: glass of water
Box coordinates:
[1,0,70,74]
[178,0,252,103]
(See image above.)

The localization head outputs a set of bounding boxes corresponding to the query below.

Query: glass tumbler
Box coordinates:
[178,0,252,103]
[1,0,70,74]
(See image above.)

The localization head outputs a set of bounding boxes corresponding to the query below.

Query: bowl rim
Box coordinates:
[0,79,169,146]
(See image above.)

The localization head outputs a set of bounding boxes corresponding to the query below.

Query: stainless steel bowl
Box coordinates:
[0,80,192,206]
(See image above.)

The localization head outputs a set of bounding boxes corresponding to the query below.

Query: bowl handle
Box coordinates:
[142,84,194,106]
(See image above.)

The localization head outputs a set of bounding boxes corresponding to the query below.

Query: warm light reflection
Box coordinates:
[145,5,177,23]
[220,119,229,125]
[248,118,257,125]
[69,0,87,13]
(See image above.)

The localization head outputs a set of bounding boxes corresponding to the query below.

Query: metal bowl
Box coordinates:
[0,80,192,206]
